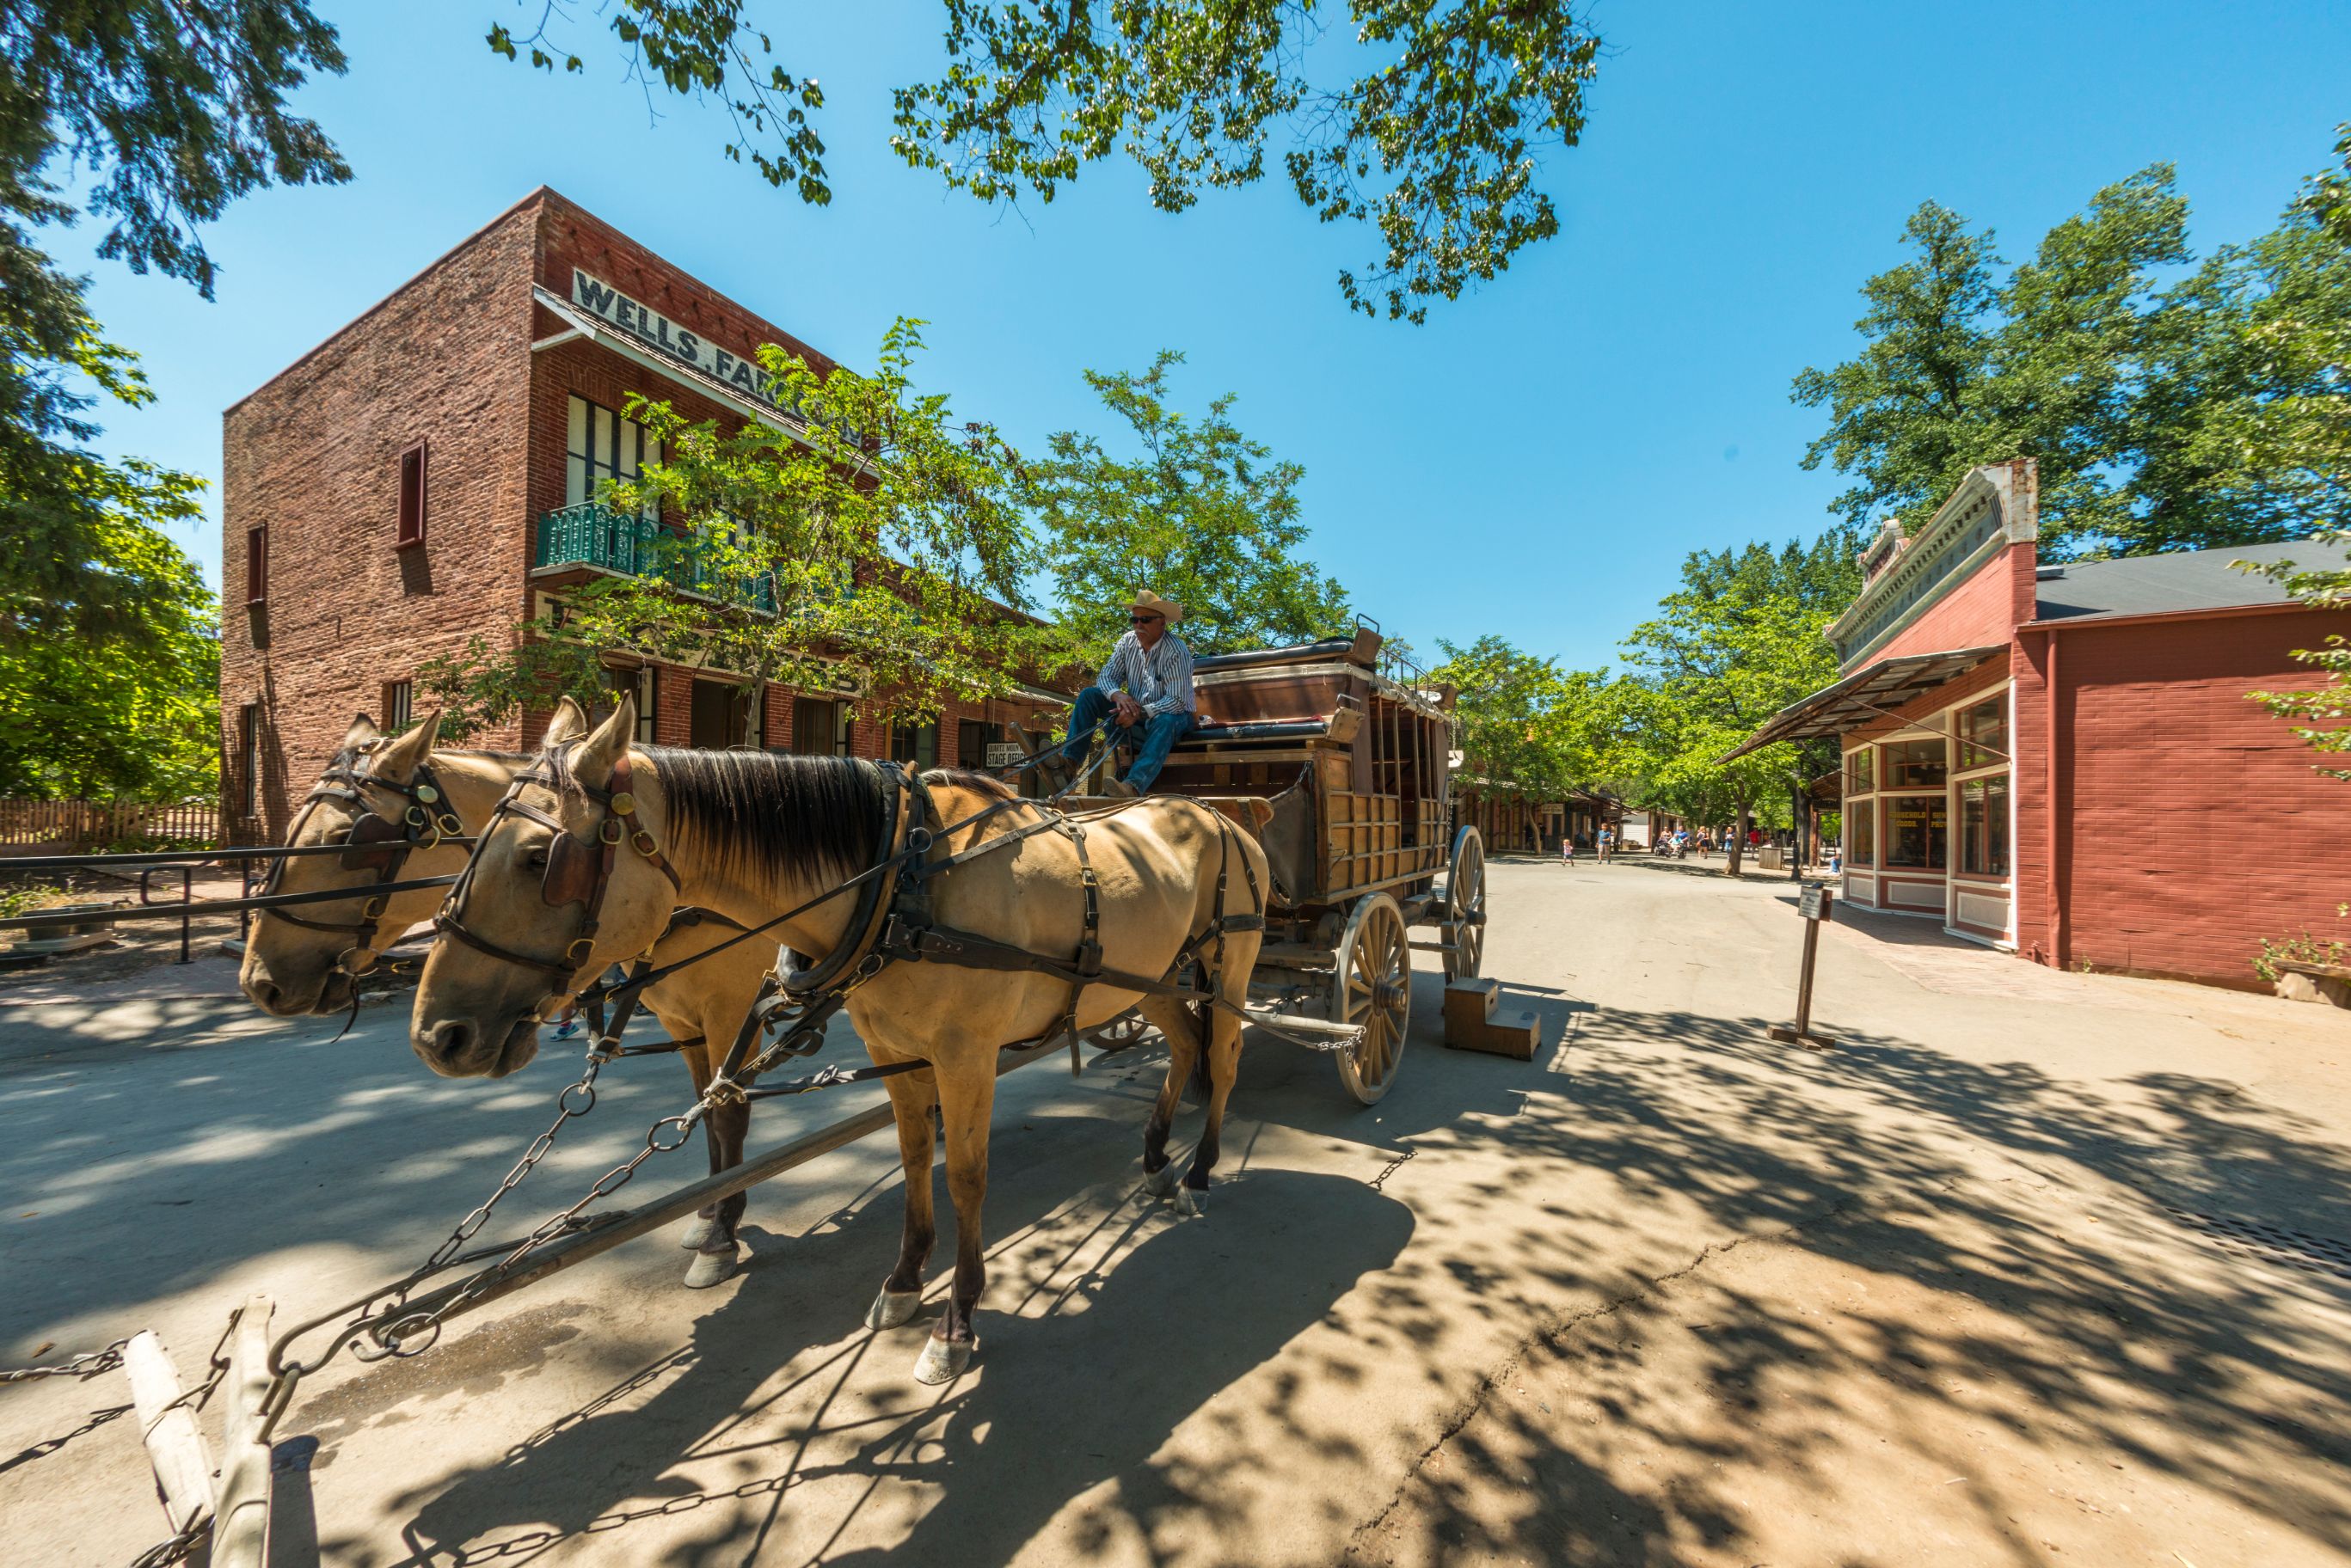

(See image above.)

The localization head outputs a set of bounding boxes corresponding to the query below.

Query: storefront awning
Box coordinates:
[1716,645,2004,762]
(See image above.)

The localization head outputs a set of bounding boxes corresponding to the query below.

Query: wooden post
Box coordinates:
[213,1295,279,1568]
[1767,884,1838,1050]
[124,1331,215,1538]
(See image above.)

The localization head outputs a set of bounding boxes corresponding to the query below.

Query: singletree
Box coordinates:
[1026,351,1354,660]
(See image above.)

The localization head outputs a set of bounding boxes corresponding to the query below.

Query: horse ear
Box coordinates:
[572,692,634,793]
[373,709,442,782]
[341,712,380,750]
[544,695,590,745]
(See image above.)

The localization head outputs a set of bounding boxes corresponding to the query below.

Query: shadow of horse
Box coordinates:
[369,1094,1410,1568]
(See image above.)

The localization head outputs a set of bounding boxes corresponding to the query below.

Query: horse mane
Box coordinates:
[649,748,887,885]
[920,766,1017,801]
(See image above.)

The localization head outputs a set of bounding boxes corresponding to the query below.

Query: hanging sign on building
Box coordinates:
[570,270,800,420]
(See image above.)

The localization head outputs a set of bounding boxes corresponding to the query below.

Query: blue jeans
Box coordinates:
[1062,686,1195,793]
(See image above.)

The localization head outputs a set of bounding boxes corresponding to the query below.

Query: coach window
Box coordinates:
[566,395,659,514]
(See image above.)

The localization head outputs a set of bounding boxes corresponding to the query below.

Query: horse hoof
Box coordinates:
[683,1245,742,1289]
[1175,1184,1206,1219]
[865,1288,924,1331]
[914,1334,975,1386]
[679,1216,720,1251]
[1144,1163,1179,1198]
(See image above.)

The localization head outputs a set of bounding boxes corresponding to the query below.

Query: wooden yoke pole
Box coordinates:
[123,1331,214,1538]
[213,1295,281,1568]
[1767,883,1838,1051]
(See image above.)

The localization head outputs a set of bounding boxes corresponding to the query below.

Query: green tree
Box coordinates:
[421,321,1065,739]
[0,0,347,633]
[0,511,218,798]
[1026,351,1353,660]
[1430,635,1583,803]
[1795,157,2351,558]
[493,0,1603,322]
[2242,530,2351,779]
[1615,533,1859,875]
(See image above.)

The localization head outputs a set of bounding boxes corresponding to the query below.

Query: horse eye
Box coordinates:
[525,848,549,873]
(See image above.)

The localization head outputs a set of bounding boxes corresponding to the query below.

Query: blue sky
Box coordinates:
[55,0,2351,673]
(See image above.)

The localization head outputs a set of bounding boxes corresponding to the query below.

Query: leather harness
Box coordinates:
[430,746,1266,1101]
[259,743,469,976]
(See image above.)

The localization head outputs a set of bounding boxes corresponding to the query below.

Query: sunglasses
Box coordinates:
[1129,613,1162,624]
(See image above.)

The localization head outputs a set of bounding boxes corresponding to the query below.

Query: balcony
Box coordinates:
[533,502,777,614]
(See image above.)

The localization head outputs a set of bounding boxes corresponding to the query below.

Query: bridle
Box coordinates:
[260,743,469,977]
[433,743,682,1004]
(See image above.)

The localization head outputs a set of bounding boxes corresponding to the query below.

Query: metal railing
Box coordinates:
[533,502,777,614]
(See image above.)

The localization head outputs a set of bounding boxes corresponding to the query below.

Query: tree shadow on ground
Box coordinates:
[1345,1001,2351,1565]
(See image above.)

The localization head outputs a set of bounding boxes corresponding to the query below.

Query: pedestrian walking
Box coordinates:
[1560,835,1575,867]
[1598,824,1615,864]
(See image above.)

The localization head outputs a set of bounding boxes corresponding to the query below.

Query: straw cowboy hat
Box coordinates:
[1128,589,1184,624]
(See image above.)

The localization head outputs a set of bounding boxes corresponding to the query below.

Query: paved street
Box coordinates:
[5,858,2349,1566]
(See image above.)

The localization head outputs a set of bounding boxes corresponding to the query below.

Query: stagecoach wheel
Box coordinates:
[1442,826,1488,982]
[1330,893,1411,1105]
[1086,1010,1154,1052]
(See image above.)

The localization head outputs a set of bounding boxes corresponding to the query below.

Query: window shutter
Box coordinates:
[245,528,267,604]
[396,443,427,548]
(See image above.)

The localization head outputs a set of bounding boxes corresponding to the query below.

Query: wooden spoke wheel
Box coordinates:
[1443,826,1487,982]
[1085,1010,1154,1052]
[1330,892,1411,1105]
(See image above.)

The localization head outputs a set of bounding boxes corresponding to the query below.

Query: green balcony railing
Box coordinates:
[534,502,776,614]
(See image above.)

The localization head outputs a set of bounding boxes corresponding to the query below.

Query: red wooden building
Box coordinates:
[220,188,1073,840]
[1730,459,2351,988]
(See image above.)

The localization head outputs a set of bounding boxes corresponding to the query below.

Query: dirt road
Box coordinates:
[4,859,2348,1565]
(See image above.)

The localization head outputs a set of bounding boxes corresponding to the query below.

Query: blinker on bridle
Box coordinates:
[433,742,681,1000]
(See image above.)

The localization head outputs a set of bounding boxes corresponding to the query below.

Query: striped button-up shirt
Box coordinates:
[1096,628,1197,718]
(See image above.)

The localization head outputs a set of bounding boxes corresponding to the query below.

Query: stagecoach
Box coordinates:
[1069,622,1487,1103]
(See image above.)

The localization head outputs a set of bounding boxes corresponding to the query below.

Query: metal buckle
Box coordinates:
[905,825,934,854]
[632,830,660,857]
[566,936,597,963]
[405,805,430,828]
[598,818,624,845]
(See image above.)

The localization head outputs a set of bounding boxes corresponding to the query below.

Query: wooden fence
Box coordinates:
[0,798,220,854]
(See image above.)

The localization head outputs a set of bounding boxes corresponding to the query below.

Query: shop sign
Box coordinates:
[570,270,799,419]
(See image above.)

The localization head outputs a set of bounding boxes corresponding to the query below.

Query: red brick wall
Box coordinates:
[2048,607,2351,986]
[219,199,541,839]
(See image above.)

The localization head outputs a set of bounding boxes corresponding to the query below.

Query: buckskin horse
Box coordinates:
[239,699,776,1287]
[408,693,1268,1383]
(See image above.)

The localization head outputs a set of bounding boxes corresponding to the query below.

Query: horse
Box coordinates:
[238,700,777,1287]
[408,691,1268,1384]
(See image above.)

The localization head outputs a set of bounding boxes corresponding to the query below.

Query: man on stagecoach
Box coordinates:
[1040,589,1196,797]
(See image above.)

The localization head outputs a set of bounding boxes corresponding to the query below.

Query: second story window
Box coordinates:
[245,527,267,605]
[566,395,657,513]
[396,442,428,548]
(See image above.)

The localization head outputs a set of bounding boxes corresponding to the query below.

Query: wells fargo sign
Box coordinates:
[569,270,798,419]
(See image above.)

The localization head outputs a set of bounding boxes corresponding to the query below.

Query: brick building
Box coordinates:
[1729,459,2351,988]
[220,187,1072,840]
